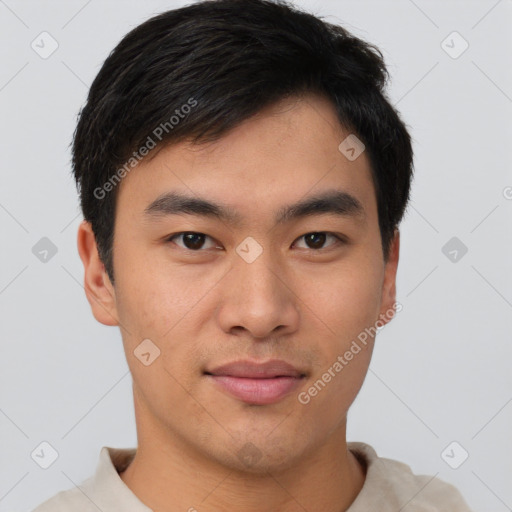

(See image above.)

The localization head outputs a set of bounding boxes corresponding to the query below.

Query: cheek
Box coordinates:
[299,291,379,424]
[118,292,205,429]
[114,264,207,373]
[296,259,384,344]
[114,259,204,341]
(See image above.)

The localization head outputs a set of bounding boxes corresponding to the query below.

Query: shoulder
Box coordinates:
[31,446,138,512]
[348,442,474,511]
[31,479,96,512]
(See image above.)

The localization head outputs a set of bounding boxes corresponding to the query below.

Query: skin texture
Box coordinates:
[77,93,400,512]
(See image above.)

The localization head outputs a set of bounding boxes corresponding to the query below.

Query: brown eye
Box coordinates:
[294,232,343,250]
[168,232,217,251]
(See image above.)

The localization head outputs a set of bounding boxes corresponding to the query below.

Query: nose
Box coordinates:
[215,248,300,339]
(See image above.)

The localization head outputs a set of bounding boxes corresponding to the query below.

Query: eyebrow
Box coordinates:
[143,189,365,226]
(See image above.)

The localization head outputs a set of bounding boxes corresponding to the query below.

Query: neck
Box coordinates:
[120,391,366,512]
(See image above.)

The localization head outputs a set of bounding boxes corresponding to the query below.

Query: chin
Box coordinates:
[217,431,309,475]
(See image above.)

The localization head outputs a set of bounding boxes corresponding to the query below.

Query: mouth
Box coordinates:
[204,359,307,405]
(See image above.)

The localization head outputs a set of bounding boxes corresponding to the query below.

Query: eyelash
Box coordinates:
[165,231,347,252]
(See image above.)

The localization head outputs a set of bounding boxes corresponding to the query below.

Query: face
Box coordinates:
[79,94,399,473]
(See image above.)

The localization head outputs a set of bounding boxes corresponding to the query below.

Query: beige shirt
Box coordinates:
[32,442,473,511]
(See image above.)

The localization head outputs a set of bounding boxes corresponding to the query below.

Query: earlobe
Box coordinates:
[77,220,119,326]
[378,230,400,326]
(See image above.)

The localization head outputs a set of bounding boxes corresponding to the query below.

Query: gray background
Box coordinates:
[1,0,511,510]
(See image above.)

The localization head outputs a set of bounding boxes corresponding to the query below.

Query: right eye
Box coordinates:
[165,232,221,251]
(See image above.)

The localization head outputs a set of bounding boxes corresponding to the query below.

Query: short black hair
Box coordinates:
[72,0,414,284]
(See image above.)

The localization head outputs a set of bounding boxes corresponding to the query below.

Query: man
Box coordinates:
[33,0,473,510]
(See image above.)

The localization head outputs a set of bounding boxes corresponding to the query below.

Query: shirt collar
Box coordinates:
[82,446,152,511]
[81,442,394,511]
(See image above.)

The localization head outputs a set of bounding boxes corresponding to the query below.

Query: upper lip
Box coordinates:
[205,359,305,378]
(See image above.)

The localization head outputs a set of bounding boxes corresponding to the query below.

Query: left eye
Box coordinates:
[294,232,343,250]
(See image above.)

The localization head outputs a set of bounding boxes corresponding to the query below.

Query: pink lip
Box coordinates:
[205,359,306,405]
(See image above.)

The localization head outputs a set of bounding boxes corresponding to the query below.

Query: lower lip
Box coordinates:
[207,375,304,405]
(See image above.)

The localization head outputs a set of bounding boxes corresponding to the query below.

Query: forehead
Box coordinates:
[115,94,377,226]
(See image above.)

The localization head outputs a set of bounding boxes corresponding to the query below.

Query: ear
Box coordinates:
[377,229,400,327]
[77,220,119,326]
